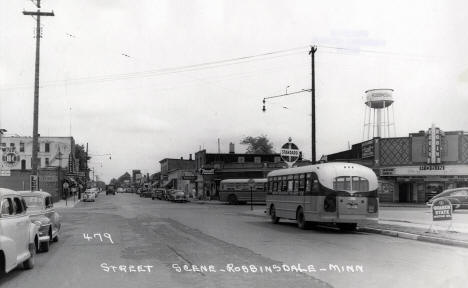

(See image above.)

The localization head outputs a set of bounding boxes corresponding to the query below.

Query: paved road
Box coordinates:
[1,193,466,288]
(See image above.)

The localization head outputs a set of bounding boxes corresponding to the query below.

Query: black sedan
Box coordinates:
[427,188,468,210]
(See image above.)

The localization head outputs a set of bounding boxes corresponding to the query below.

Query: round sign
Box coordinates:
[1,149,19,168]
[280,140,300,165]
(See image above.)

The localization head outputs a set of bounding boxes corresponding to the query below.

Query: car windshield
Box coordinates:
[23,196,43,210]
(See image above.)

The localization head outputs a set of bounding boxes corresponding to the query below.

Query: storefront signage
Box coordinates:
[361,140,374,159]
[380,168,395,176]
[182,175,197,180]
[419,165,445,171]
[30,175,39,191]
[431,198,452,221]
[280,138,300,167]
[200,169,215,175]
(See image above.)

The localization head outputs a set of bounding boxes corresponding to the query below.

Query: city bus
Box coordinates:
[219,179,267,204]
[266,162,379,231]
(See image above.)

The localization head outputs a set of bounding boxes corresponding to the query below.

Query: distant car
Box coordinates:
[427,188,468,211]
[116,187,125,193]
[140,188,153,198]
[168,190,187,202]
[152,189,166,200]
[0,188,39,274]
[82,189,96,202]
[19,191,61,252]
[106,185,115,195]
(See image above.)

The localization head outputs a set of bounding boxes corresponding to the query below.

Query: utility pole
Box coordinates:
[23,0,54,176]
[309,46,317,164]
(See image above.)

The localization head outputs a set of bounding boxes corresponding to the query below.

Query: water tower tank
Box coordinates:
[363,89,396,140]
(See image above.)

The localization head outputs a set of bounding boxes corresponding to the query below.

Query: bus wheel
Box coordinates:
[270,205,279,224]
[338,223,357,232]
[296,208,307,230]
[227,194,238,205]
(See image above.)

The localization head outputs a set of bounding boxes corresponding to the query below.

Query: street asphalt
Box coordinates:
[1,193,466,288]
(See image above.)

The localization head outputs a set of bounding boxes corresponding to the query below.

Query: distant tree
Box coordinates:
[110,178,117,185]
[240,135,275,154]
[74,144,90,171]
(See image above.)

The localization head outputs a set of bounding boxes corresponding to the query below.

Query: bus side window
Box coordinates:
[281,176,288,194]
[287,175,294,195]
[305,173,312,195]
[312,173,320,194]
[298,174,305,195]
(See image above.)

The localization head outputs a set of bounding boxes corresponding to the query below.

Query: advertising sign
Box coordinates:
[431,197,452,221]
[361,140,374,159]
[30,175,39,191]
[280,139,300,167]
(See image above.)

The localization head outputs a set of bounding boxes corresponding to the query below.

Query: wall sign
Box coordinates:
[361,140,374,159]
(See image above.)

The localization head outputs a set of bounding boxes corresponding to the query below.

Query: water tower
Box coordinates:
[363,88,395,140]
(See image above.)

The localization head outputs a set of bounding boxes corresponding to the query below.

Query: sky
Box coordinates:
[1,0,468,182]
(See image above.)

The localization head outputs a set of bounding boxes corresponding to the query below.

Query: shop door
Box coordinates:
[398,183,411,203]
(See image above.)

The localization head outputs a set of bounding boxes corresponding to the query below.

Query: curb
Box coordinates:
[359,227,468,249]
[239,212,468,248]
[189,201,225,205]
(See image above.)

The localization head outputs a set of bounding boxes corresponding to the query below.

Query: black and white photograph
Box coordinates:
[1,0,467,287]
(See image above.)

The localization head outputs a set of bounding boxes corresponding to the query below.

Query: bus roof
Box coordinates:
[220,178,267,184]
[267,162,378,190]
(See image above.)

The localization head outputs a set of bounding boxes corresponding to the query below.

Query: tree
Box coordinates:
[240,135,275,154]
[74,144,90,171]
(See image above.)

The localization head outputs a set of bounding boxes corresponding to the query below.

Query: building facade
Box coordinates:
[326,125,468,203]
[194,149,285,199]
[1,136,75,172]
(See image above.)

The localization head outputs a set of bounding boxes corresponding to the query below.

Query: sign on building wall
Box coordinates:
[427,125,443,164]
[361,140,374,159]
[30,175,39,191]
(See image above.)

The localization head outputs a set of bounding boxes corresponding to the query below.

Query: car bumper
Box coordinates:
[39,235,51,243]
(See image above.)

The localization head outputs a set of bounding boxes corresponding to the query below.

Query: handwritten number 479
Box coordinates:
[83,233,114,244]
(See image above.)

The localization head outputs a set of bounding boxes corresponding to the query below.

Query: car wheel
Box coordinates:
[23,243,36,269]
[270,205,279,224]
[40,240,50,253]
[53,235,59,242]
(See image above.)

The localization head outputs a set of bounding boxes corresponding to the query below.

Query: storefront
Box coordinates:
[326,126,468,203]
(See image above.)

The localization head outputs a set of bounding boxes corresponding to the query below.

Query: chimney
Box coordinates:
[189,154,192,160]
[229,142,235,154]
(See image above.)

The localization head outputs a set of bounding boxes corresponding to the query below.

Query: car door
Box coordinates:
[1,197,18,270]
[13,196,30,258]
[44,196,59,236]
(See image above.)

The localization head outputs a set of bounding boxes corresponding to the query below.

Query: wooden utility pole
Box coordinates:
[309,46,317,164]
[23,0,54,176]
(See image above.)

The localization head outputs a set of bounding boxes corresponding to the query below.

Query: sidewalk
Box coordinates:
[239,208,468,248]
[189,199,225,205]
[54,195,80,208]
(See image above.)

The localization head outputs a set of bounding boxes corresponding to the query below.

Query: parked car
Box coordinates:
[18,191,61,252]
[140,188,153,198]
[106,185,115,195]
[82,189,97,202]
[427,188,468,211]
[116,187,125,193]
[167,190,188,202]
[0,188,39,275]
[152,189,166,200]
